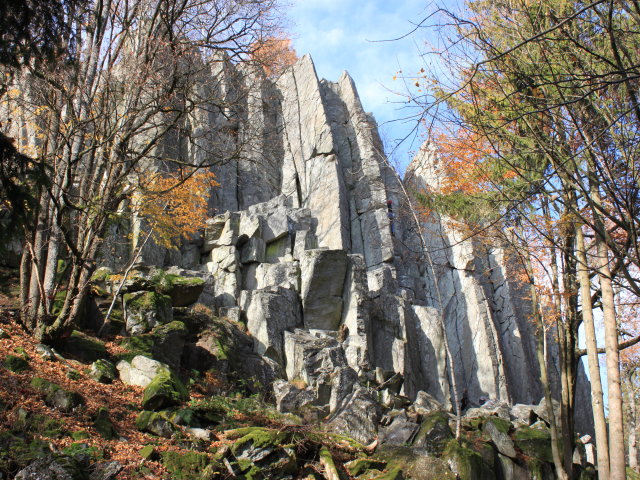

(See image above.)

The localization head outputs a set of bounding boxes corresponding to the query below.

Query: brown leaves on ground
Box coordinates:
[0,313,191,479]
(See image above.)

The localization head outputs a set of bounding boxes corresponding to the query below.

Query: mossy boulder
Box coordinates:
[153,271,205,307]
[93,407,117,439]
[372,445,455,480]
[514,426,553,463]
[13,454,85,480]
[345,458,387,476]
[150,321,187,369]
[161,450,209,480]
[0,432,51,477]
[229,427,297,477]
[483,417,516,458]
[61,331,107,363]
[443,439,494,480]
[123,291,173,335]
[4,354,29,372]
[30,377,84,413]
[412,410,454,455]
[89,359,117,384]
[141,368,189,411]
[135,410,177,438]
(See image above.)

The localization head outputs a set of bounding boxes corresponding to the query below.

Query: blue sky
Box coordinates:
[287,0,446,173]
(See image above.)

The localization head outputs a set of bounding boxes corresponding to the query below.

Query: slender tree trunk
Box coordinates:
[525,254,570,480]
[576,225,610,479]
[596,233,625,480]
[629,382,638,472]
[589,180,625,480]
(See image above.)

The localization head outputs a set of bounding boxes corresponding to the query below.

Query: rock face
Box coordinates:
[103,54,593,436]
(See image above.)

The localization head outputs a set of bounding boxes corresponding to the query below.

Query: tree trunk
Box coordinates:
[629,382,638,472]
[576,225,610,479]
[525,254,570,480]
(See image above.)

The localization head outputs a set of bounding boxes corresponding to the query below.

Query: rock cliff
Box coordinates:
[100,54,592,437]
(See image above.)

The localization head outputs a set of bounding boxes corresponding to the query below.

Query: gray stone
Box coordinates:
[123,291,172,335]
[283,329,357,412]
[327,386,381,444]
[240,237,265,264]
[300,249,348,330]
[273,379,315,413]
[203,212,239,251]
[484,418,516,458]
[116,356,168,387]
[412,390,445,415]
[379,411,419,446]
[239,287,302,364]
[15,455,83,480]
[262,205,289,243]
[497,454,530,480]
[89,359,117,384]
[465,401,511,421]
[35,344,56,361]
[510,403,538,426]
[264,235,291,263]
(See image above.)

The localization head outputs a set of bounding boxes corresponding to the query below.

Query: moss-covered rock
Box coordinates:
[161,450,209,480]
[89,359,117,384]
[141,368,189,410]
[61,330,108,363]
[4,354,29,372]
[123,291,173,335]
[372,446,455,480]
[443,439,494,480]
[153,271,205,307]
[139,445,159,461]
[345,458,387,476]
[412,410,454,455]
[514,426,553,463]
[93,407,117,439]
[30,377,84,412]
[13,454,85,480]
[0,432,51,477]
[229,427,289,456]
[135,410,176,438]
[150,321,187,369]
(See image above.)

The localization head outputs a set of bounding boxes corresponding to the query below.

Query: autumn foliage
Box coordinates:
[135,170,219,248]
[250,35,298,77]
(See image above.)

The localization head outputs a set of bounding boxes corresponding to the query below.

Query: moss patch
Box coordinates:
[161,450,209,480]
[141,368,189,411]
[443,439,493,480]
[30,377,84,412]
[60,330,107,363]
[514,426,553,463]
[4,354,29,372]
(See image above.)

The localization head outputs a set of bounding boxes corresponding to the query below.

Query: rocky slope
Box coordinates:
[99,53,592,430]
[0,53,597,479]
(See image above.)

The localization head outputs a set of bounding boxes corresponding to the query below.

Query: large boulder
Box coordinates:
[123,291,173,335]
[272,380,316,414]
[15,455,84,480]
[412,410,454,456]
[153,269,205,307]
[30,377,84,413]
[239,287,302,364]
[299,249,348,330]
[483,417,516,458]
[283,329,357,411]
[141,368,189,411]
[116,355,169,387]
[326,386,381,444]
[203,212,239,251]
[150,321,187,370]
